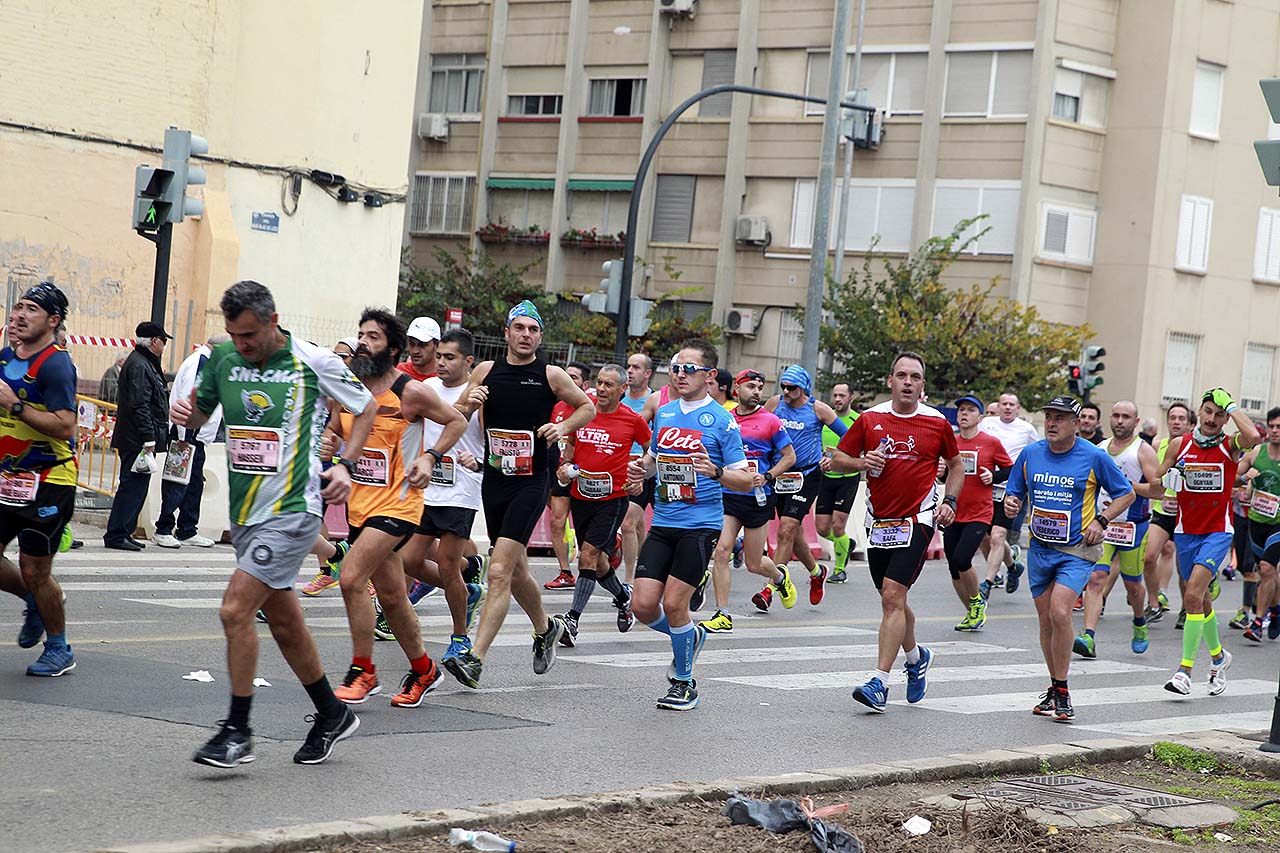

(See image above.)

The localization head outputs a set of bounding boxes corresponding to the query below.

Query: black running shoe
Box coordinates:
[615,584,634,633]
[559,613,579,648]
[1032,687,1055,717]
[689,568,711,613]
[532,614,565,675]
[193,721,255,768]
[444,648,482,688]
[657,678,699,711]
[1053,688,1074,722]
[462,554,484,585]
[293,706,360,765]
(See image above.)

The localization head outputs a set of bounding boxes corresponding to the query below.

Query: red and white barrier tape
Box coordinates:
[67,335,135,348]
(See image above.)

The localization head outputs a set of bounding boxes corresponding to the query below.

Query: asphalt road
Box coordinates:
[3,541,1278,852]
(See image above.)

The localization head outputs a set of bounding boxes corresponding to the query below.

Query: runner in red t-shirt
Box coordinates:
[831,352,963,713]
[947,395,1012,633]
[545,362,596,590]
[396,317,440,381]
[555,364,651,645]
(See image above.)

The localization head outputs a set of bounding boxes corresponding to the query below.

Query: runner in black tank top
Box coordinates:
[447,301,595,687]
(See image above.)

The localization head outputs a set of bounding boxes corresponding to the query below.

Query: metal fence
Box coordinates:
[471,334,619,368]
[75,394,121,497]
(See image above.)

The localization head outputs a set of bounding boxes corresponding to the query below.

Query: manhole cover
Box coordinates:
[963,775,1210,813]
[961,785,1098,812]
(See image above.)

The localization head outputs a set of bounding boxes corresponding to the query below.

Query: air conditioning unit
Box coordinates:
[659,0,697,16]
[725,306,758,337]
[417,113,449,141]
[735,215,769,245]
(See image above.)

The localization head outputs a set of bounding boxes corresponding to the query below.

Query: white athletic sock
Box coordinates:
[874,669,891,683]
[904,645,921,664]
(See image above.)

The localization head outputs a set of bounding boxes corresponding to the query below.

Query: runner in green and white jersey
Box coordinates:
[1237,407,1280,641]
[816,382,859,583]
[174,280,377,770]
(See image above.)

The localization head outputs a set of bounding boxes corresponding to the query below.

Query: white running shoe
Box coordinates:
[179,534,216,548]
[153,534,182,549]
[1207,649,1232,696]
[1164,670,1192,695]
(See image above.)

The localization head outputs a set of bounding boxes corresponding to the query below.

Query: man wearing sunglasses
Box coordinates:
[761,365,848,610]
[627,340,751,710]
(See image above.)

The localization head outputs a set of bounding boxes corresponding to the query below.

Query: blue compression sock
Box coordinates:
[646,604,671,636]
[670,622,696,681]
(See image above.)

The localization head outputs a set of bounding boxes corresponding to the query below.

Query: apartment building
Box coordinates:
[407,0,1280,418]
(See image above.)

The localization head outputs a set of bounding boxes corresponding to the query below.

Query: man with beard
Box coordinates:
[323,309,466,708]
[1145,403,1195,622]
[817,382,860,584]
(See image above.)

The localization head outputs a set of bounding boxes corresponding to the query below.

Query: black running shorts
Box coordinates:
[628,476,655,510]
[636,525,718,588]
[943,520,990,580]
[570,495,629,553]
[1152,511,1177,537]
[867,521,934,590]
[482,469,551,546]
[1248,518,1280,566]
[816,474,860,516]
[418,504,477,540]
[723,491,773,529]
[550,480,571,499]
[775,469,821,521]
[347,515,415,552]
[0,483,74,558]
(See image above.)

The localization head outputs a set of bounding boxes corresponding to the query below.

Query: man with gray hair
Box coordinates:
[153,333,230,549]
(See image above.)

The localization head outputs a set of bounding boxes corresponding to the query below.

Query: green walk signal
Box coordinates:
[134,165,175,232]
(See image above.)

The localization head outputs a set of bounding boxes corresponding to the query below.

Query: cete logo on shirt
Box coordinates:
[657,427,704,452]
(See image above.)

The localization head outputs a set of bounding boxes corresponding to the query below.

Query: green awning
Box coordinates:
[566,179,634,191]
[487,177,554,190]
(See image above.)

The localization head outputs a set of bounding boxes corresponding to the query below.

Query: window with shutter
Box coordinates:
[805,53,830,116]
[796,179,916,252]
[1053,69,1082,122]
[991,51,1032,116]
[1255,209,1280,284]
[933,182,1021,254]
[932,185,981,245]
[858,54,891,113]
[587,79,645,116]
[944,52,993,116]
[792,180,816,248]
[429,54,486,114]
[1242,343,1275,414]
[1043,210,1070,254]
[1039,204,1096,265]
[409,175,476,235]
[1163,333,1200,404]
[699,51,737,117]
[778,310,804,362]
[1189,61,1224,139]
[979,186,1021,254]
[890,53,927,115]
[1176,195,1213,273]
[652,175,696,243]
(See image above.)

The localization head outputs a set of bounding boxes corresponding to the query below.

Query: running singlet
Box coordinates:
[822,413,858,479]
[1247,447,1280,525]
[955,431,1012,524]
[0,343,78,487]
[481,354,558,476]
[775,399,825,473]
[197,334,372,526]
[1153,436,1176,517]
[395,360,435,382]
[422,378,483,511]
[837,401,958,521]
[727,407,792,497]
[650,397,746,528]
[571,406,651,501]
[1098,436,1150,522]
[620,390,650,455]
[1004,439,1133,547]
[1171,434,1239,535]
[340,379,423,527]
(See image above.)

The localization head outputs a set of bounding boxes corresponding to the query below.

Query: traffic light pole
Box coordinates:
[150,221,172,327]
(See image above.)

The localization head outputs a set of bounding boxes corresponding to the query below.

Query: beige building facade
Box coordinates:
[409,0,1280,421]
[1,1,422,379]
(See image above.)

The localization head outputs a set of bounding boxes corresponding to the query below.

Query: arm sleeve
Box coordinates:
[1005,448,1029,499]
[36,353,77,414]
[826,416,848,437]
[940,424,959,459]
[130,362,159,441]
[836,416,864,456]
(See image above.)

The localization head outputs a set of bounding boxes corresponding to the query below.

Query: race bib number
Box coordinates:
[576,470,613,500]
[959,451,978,476]
[1182,463,1224,493]
[1161,498,1179,515]
[868,518,913,549]
[1030,506,1071,544]
[774,471,804,495]
[0,471,38,506]
[1253,489,1280,518]
[228,427,282,475]
[352,448,390,487]
[488,429,535,476]
[1103,520,1137,548]
[657,453,696,486]
[430,455,456,487]
[745,459,760,476]
[991,483,1006,502]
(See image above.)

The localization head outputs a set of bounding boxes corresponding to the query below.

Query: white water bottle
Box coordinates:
[868,438,889,478]
[557,463,579,487]
[449,828,516,851]
[754,483,767,506]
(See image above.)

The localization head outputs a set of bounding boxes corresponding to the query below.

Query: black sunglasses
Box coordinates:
[780,383,799,392]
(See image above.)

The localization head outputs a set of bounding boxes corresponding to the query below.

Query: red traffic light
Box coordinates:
[1068,364,1083,379]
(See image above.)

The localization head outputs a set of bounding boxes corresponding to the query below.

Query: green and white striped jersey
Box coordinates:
[196,333,372,526]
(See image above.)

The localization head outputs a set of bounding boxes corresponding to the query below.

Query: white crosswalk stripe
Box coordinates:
[1073,711,1273,736]
[566,640,1023,669]
[710,659,1160,690]
[894,680,1277,713]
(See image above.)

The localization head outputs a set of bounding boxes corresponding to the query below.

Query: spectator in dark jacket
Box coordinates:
[104,322,172,551]
[97,351,126,403]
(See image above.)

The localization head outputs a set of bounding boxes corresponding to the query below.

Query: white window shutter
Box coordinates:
[1190,61,1224,137]
[792,180,816,249]
[1190,198,1212,271]
[837,185,879,251]
[877,185,915,252]
[1176,196,1196,269]
[1065,209,1095,263]
[978,186,1021,255]
[933,185,980,247]
[1242,343,1275,414]
[992,51,1032,116]
[1043,208,1070,254]
[1256,209,1280,283]
[1163,333,1200,403]
[1081,74,1110,128]
[891,53,927,114]
[857,54,891,114]
[944,52,993,115]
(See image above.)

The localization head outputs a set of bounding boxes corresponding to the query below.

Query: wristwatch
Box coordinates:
[713,464,724,480]
[1096,515,1110,529]
[425,448,443,464]
[764,471,775,484]
[9,401,24,417]
[335,456,358,477]
[942,495,958,510]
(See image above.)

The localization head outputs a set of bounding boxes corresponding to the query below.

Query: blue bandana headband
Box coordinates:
[780,365,812,395]
[507,300,543,329]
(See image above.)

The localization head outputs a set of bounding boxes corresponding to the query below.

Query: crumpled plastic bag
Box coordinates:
[182,670,214,683]
[722,794,864,853]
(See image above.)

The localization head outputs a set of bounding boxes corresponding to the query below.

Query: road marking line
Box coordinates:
[892,679,1278,712]
[1072,711,1272,736]
[709,659,1161,690]
[563,640,1025,668]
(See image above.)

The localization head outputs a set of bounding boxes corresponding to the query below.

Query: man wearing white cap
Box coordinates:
[398,317,441,382]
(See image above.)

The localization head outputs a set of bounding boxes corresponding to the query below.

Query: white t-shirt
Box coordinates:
[421,377,484,510]
[979,416,1040,461]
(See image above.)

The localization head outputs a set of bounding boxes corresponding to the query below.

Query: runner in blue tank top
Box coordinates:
[627,339,750,711]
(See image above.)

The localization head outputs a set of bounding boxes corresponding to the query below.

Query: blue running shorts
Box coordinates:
[1028,543,1094,599]
[1174,531,1233,581]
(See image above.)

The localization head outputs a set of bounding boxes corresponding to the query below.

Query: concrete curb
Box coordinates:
[90,732,1277,853]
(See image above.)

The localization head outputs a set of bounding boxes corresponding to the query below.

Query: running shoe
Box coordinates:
[1010,543,1022,565]
[614,584,634,633]
[1269,609,1280,640]
[657,678,699,711]
[904,646,933,704]
[1073,595,1084,613]
[1164,670,1192,695]
[17,600,44,648]
[1244,622,1265,643]
[532,615,565,675]
[954,601,986,632]
[978,579,993,601]
[390,662,444,708]
[26,642,75,677]
[689,568,711,612]
[465,582,486,633]
[1032,688,1056,717]
[1157,591,1171,612]
[1223,567,1237,581]
[1229,608,1252,630]
[776,567,798,609]
[666,625,708,683]
[1005,561,1025,594]
[1072,634,1097,659]
[462,554,484,585]
[558,612,579,648]
[1207,649,1232,696]
[192,722,255,768]
[808,565,828,606]
[1144,605,1164,624]
[293,706,360,765]
[851,676,888,712]
[1175,609,1186,630]
[1209,576,1221,601]
[731,535,744,569]
[993,572,1005,586]
[1053,688,1074,722]
[699,609,734,633]
[608,532,624,571]
[301,571,339,596]
[751,585,773,612]
[443,648,482,689]
[326,540,350,578]
[334,665,380,704]
[407,580,431,605]
[544,570,575,590]
[255,610,269,624]
[828,569,848,584]
[1131,623,1149,654]
[442,634,472,665]
[374,611,396,642]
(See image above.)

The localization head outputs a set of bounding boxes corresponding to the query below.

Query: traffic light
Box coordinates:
[1067,362,1084,398]
[1084,345,1106,390]
[600,259,623,313]
[161,127,208,222]
[1256,79,1280,186]
[133,165,174,232]
[628,297,653,336]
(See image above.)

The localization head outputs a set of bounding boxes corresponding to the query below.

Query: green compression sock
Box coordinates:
[833,534,850,571]
[1202,609,1223,659]
[1181,612,1206,669]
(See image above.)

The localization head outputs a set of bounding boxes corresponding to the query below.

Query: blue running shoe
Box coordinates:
[407,581,431,605]
[17,598,44,649]
[465,583,486,633]
[27,642,75,677]
[442,634,472,664]
[1006,561,1025,594]
[1269,609,1280,641]
[851,676,887,712]
[904,646,933,704]
[731,535,744,569]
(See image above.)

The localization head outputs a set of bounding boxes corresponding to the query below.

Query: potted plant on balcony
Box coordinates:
[560,227,627,250]
[476,222,550,245]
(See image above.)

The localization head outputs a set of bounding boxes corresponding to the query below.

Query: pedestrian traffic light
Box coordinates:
[1084,345,1106,390]
[600,259,623,314]
[162,127,208,222]
[1067,362,1084,397]
[628,297,653,336]
[1256,79,1280,186]
[133,165,174,232]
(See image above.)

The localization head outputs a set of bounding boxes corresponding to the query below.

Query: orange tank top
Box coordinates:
[340,377,422,527]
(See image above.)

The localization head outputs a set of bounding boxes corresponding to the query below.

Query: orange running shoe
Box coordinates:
[334,665,380,704]
[390,661,444,708]
[301,572,338,596]
[608,532,624,571]
[544,570,575,590]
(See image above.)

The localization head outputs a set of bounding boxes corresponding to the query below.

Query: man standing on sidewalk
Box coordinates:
[153,334,229,549]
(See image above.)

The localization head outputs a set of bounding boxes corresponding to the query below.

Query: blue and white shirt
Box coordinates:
[650,396,747,529]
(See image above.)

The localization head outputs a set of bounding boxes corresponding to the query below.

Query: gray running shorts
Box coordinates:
[230,512,322,589]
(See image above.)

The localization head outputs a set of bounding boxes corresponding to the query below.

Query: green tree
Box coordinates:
[819,218,1092,408]
[398,246,557,338]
